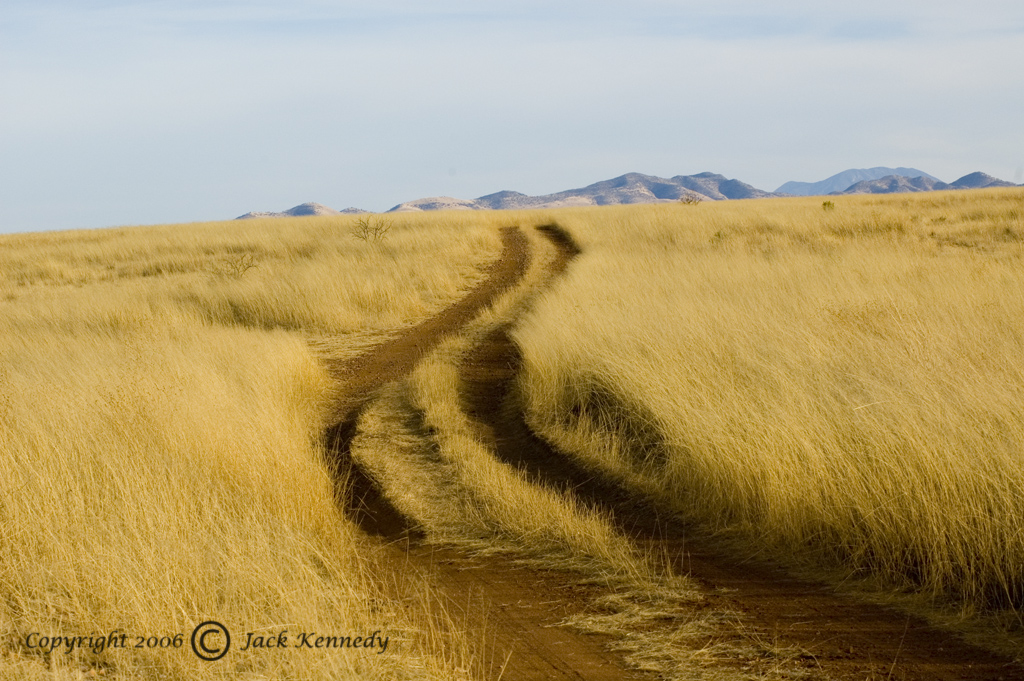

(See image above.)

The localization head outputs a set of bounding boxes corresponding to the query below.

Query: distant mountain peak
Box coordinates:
[949,172,1015,189]
[777,167,939,196]
[478,190,528,200]
[388,196,479,213]
[236,202,367,219]
[838,175,946,195]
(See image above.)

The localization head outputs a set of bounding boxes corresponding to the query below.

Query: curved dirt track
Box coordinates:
[323,226,528,537]
[322,224,1024,680]
[323,225,651,680]
[397,226,654,681]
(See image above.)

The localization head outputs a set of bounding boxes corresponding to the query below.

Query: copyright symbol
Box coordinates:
[190,621,230,661]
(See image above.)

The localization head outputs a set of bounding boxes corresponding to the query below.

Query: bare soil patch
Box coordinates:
[401,545,652,681]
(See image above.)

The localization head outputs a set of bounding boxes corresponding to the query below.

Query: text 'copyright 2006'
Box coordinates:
[21,623,390,661]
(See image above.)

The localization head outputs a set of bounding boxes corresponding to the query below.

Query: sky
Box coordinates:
[1,1,1022,233]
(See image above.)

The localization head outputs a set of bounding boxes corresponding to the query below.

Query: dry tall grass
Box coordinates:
[514,190,1024,626]
[0,214,501,679]
[10,188,1024,675]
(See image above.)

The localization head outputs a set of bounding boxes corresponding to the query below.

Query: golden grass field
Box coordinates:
[3,187,1024,678]
[515,189,1024,627]
[0,215,502,679]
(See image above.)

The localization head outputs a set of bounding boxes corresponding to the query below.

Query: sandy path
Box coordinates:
[320,224,1024,680]
[402,545,651,681]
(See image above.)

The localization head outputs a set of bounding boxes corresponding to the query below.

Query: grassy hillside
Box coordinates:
[515,189,1024,627]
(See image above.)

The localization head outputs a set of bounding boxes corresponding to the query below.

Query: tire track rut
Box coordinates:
[322,226,528,538]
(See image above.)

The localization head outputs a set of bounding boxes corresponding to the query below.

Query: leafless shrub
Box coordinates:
[213,252,259,278]
[352,216,393,242]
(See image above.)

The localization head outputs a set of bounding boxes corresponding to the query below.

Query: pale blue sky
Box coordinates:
[1,1,1022,233]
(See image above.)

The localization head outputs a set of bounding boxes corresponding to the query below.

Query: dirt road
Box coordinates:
[320,224,1024,680]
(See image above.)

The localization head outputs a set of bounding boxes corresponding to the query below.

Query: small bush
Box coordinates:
[213,252,259,278]
[352,216,393,242]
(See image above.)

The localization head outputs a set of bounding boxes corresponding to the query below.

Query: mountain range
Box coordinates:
[237,168,1018,218]
[387,172,777,213]
[838,171,1016,195]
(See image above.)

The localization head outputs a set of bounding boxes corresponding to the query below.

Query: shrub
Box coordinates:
[352,216,393,242]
